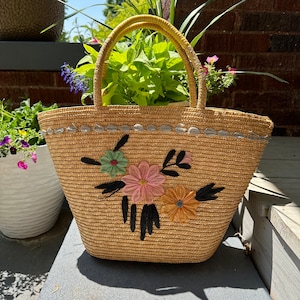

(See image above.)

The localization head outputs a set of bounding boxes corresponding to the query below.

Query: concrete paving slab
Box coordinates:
[0,201,72,300]
[39,220,271,300]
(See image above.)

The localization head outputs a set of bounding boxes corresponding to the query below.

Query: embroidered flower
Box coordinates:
[180,151,192,165]
[100,150,128,178]
[161,185,198,223]
[121,161,166,204]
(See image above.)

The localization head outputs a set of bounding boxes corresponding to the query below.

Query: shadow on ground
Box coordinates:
[0,200,72,299]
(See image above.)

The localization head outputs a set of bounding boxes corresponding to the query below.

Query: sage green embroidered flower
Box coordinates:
[100,150,128,178]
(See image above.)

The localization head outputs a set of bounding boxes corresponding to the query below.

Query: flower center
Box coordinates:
[176,200,184,208]
[110,159,118,166]
[139,179,148,186]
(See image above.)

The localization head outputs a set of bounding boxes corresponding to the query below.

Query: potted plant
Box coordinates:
[0,0,65,41]
[0,99,65,239]
[59,0,285,105]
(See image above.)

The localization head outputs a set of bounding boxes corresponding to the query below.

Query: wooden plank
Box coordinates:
[258,160,300,179]
[233,137,300,299]
[262,137,300,160]
[255,137,300,206]
[233,199,300,300]
[269,206,300,258]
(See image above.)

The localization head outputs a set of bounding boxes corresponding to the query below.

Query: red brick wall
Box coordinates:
[0,71,81,107]
[174,0,300,136]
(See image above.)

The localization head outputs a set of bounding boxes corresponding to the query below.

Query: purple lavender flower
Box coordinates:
[61,63,89,94]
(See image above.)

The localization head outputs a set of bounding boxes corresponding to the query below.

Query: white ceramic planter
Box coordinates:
[0,145,65,239]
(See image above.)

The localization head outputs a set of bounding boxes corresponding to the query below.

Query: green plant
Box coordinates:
[63,30,191,105]
[203,55,237,97]
[58,0,286,105]
[103,31,190,105]
[0,99,57,170]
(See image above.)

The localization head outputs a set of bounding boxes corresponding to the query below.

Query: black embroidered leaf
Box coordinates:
[147,204,154,235]
[140,204,149,241]
[195,183,225,201]
[130,204,136,232]
[177,163,191,169]
[95,181,125,194]
[113,134,129,152]
[122,196,128,223]
[152,204,160,229]
[161,169,179,177]
[81,157,101,165]
[176,150,185,164]
[163,149,176,168]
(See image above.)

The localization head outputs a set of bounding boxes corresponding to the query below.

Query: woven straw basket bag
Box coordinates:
[38,15,273,263]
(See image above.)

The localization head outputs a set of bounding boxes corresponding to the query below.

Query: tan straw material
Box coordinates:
[38,15,273,263]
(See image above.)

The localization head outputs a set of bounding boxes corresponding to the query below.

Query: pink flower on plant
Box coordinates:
[17,161,28,170]
[121,161,166,204]
[206,55,219,64]
[31,152,37,163]
[202,66,209,76]
[228,67,237,75]
[88,37,100,44]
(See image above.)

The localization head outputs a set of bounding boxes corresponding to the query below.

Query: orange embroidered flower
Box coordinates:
[161,186,199,223]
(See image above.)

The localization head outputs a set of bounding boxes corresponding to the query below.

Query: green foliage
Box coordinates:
[73,44,98,103]
[67,19,100,43]
[203,58,237,97]
[103,0,126,18]
[102,31,189,105]
[61,0,286,106]
[75,32,190,105]
[0,99,57,167]
[95,0,151,42]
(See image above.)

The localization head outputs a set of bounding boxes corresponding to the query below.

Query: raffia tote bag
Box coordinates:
[38,15,273,263]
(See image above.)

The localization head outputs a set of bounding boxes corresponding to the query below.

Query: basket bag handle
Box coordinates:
[94,14,207,109]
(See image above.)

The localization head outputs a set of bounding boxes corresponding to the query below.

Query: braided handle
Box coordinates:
[93,15,206,109]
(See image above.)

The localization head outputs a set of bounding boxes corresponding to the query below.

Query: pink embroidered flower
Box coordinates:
[206,55,219,64]
[17,161,28,170]
[121,161,166,204]
[181,151,192,165]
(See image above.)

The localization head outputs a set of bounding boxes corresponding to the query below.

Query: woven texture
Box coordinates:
[38,15,273,263]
